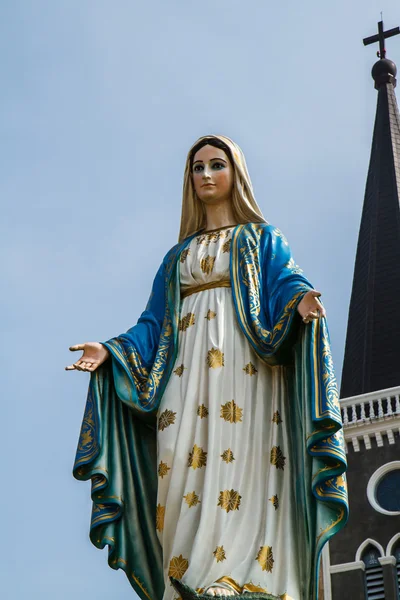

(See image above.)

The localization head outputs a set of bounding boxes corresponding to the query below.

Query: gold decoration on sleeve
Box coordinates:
[243,362,258,376]
[270,446,286,470]
[272,411,283,425]
[200,255,216,274]
[179,312,196,332]
[269,494,279,510]
[222,239,231,253]
[188,444,207,469]
[158,409,177,431]
[183,491,201,507]
[174,364,185,377]
[256,545,274,572]
[205,309,217,320]
[217,489,242,512]
[220,400,243,423]
[197,404,209,418]
[156,504,165,532]
[168,555,189,579]
[158,461,171,479]
[207,347,225,368]
[180,248,191,263]
[213,546,227,562]
[221,448,235,463]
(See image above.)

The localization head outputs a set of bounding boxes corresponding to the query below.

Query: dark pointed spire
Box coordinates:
[340,22,400,398]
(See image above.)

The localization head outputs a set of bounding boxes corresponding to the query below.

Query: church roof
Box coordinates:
[340,39,400,398]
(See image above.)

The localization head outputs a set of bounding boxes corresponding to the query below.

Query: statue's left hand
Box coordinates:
[297,290,326,323]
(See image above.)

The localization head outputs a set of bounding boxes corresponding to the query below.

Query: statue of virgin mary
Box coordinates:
[70,135,348,600]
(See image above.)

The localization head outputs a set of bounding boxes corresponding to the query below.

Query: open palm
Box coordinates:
[65,342,109,372]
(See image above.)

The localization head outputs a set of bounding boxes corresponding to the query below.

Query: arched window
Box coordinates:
[361,544,385,599]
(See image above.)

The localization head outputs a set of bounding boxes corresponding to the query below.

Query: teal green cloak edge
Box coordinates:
[73,223,348,600]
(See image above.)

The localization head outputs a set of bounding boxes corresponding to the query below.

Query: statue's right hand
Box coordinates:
[65,342,110,372]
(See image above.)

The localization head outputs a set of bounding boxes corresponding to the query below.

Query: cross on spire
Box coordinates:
[363,20,400,59]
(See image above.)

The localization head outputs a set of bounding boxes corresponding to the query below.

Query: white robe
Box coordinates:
[156,226,299,600]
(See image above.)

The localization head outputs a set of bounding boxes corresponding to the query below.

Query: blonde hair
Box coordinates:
[178,135,266,242]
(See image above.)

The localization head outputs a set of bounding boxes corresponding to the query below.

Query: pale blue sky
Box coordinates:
[2,1,399,598]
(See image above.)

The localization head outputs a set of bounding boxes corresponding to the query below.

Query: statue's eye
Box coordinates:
[193,164,204,173]
[212,162,225,170]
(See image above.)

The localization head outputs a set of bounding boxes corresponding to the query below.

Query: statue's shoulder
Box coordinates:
[239,222,281,244]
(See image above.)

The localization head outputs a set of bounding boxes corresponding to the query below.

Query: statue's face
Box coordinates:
[192,144,234,205]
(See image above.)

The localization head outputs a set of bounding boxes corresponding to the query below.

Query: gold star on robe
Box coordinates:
[220,400,243,423]
[205,309,217,320]
[222,239,231,253]
[158,461,170,479]
[269,494,279,510]
[272,411,283,424]
[168,555,189,579]
[207,347,224,368]
[197,404,209,418]
[179,313,196,332]
[213,546,227,562]
[270,446,286,470]
[220,448,235,463]
[174,364,185,377]
[158,409,177,431]
[180,248,190,263]
[256,546,274,572]
[217,489,242,512]
[156,504,165,532]
[188,444,207,469]
[183,491,201,507]
[200,255,216,274]
[243,362,258,376]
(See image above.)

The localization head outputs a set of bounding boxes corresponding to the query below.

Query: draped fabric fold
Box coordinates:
[73,222,348,600]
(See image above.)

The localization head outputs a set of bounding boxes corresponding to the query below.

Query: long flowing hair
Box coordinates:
[178,135,266,242]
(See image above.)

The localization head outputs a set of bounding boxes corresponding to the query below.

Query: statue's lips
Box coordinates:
[201,183,215,187]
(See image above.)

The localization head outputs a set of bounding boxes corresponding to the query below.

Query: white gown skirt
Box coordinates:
[156,287,300,600]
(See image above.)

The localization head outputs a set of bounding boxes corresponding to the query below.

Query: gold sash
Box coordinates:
[181,279,231,299]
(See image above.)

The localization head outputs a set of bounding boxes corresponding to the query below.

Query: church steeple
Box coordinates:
[340,21,400,398]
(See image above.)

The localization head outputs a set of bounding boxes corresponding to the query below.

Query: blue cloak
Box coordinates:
[73,223,348,600]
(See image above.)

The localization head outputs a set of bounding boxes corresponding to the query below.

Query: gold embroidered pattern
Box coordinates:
[179,312,196,332]
[217,489,242,512]
[158,461,170,479]
[188,444,207,469]
[180,248,191,263]
[221,448,235,463]
[158,409,177,431]
[200,255,216,274]
[197,404,209,418]
[207,347,224,368]
[256,546,274,572]
[183,491,201,507]
[270,446,286,470]
[205,309,217,320]
[272,411,283,425]
[269,494,279,510]
[243,362,258,376]
[213,546,226,562]
[156,504,165,532]
[285,256,303,274]
[220,400,243,423]
[222,239,231,253]
[168,555,189,579]
[197,230,230,246]
[174,364,185,377]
